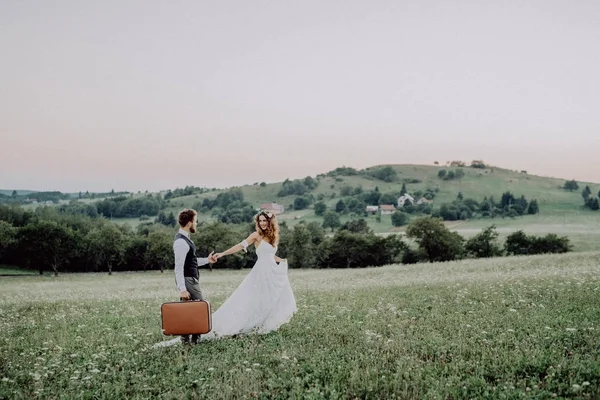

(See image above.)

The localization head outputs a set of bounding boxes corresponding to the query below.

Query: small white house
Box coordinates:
[365,205,379,213]
[380,204,396,215]
[397,194,414,207]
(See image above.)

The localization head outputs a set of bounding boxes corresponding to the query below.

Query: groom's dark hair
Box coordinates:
[178,209,197,227]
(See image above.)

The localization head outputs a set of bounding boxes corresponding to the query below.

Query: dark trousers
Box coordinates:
[181,276,204,344]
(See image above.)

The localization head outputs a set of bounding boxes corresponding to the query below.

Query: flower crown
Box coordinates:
[258,210,274,219]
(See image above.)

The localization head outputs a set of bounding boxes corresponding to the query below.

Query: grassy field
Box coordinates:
[1,251,599,399]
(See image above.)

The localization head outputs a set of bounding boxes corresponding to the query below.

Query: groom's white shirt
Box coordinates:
[174,228,209,292]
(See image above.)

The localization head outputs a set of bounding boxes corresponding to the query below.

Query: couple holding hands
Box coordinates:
[171,208,296,345]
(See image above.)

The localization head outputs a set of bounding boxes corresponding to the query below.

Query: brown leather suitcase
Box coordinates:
[161,300,212,335]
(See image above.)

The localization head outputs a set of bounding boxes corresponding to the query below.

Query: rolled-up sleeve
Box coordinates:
[197,257,209,266]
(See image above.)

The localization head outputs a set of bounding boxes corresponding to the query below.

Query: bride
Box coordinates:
[152,211,297,348]
[206,210,297,338]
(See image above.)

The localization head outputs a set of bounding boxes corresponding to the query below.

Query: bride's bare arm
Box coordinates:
[215,232,259,259]
[274,255,286,263]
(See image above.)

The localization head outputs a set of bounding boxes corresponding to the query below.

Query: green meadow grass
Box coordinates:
[1,252,599,399]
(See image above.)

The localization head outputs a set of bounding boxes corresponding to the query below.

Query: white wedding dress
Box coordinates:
[152,240,297,348]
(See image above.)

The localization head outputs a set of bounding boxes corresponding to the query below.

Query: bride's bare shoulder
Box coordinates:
[246,231,260,243]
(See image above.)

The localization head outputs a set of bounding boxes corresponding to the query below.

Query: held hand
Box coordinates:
[207,251,217,264]
[214,252,224,260]
[179,290,191,300]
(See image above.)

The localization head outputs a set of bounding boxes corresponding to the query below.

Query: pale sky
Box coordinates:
[1,0,599,192]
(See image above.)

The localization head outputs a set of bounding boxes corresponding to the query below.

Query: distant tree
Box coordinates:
[465,225,503,258]
[516,195,528,215]
[400,183,407,195]
[165,212,177,226]
[586,197,600,210]
[314,202,327,216]
[438,203,459,221]
[506,230,571,255]
[287,225,317,268]
[86,224,126,275]
[346,197,366,214]
[18,221,78,276]
[470,160,486,169]
[500,191,515,208]
[340,219,372,235]
[156,211,167,225]
[405,217,464,262]
[293,196,311,210]
[322,211,341,232]
[582,186,592,201]
[260,182,266,187]
[479,197,492,215]
[391,211,409,227]
[0,221,17,263]
[563,180,579,191]
[303,176,318,190]
[454,168,465,180]
[11,190,17,197]
[365,166,398,182]
[335,199,347,214]
[505,230,532,255]
[457,192,463,201]
[361,190,381,206]
[339,185,353,196]
[437,169,447,179]
[145,231,173,273]
[123,235,150,271]
[304,222,326,245]
[378,192,398,206]
[321,230,405,268]
[527,199,539,214]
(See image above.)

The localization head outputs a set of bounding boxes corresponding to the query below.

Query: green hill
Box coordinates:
[163,163,597,214]
[149,164,599,252]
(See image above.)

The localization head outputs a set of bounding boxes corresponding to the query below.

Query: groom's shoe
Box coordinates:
[190,334,200,345]
[181,335,191,345]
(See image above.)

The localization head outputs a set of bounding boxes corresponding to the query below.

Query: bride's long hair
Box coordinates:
[255,211,279,246]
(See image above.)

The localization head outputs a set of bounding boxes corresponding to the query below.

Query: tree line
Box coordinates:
[0,203,570,276]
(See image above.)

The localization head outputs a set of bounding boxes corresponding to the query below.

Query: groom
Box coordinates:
[173,208,217,345]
